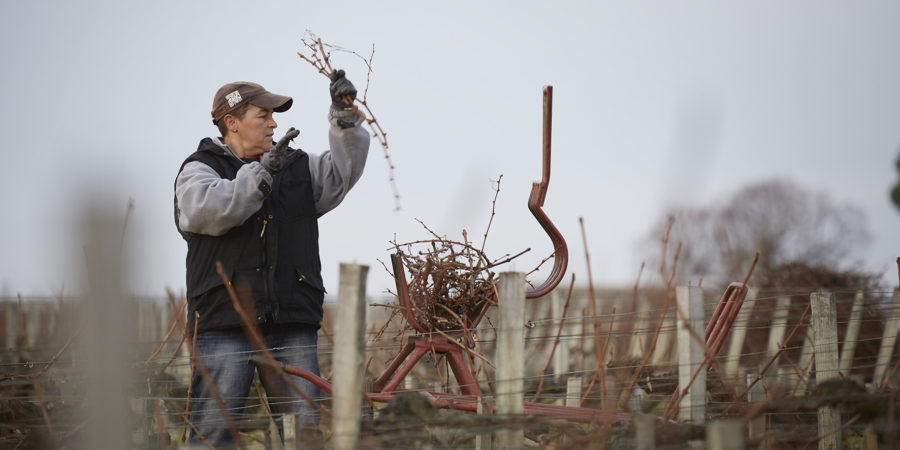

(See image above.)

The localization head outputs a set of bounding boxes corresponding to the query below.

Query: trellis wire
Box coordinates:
[1,285,899,448]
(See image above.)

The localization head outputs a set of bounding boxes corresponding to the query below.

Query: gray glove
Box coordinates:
[261,127,301,174]
[329,69,357,110]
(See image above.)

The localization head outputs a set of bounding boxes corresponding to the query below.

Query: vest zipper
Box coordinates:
[262,213,279,321]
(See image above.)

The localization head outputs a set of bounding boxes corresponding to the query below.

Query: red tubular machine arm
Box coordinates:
[526,86,568,299]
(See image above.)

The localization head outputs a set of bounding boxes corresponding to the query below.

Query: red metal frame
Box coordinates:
[272,86,635,424]
[389,253,429,334]
[278,359,629,424]
[371,335,481,396]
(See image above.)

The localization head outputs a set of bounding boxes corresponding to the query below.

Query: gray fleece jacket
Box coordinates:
[176,108,370,236]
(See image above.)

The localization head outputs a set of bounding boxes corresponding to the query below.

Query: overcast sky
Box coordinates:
[1,1,898,299]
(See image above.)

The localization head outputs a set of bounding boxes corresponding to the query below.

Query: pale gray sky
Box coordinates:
[1,1,898,298]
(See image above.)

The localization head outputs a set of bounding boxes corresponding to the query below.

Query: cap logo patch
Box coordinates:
[225,90,243,107]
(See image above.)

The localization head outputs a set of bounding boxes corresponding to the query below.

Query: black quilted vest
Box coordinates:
[175,138,324,332]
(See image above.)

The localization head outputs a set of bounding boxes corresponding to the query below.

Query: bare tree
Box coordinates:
[892,150,900,212]
[642,178,871,287]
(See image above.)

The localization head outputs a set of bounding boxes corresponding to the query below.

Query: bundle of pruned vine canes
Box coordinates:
[386,176,538,334]
[391,235,498,333]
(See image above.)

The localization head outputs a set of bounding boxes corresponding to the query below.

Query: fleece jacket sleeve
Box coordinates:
[175,160,273,236]
[308,107,371,216]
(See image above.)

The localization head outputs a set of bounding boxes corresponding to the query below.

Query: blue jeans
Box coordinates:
[188,324,321,447]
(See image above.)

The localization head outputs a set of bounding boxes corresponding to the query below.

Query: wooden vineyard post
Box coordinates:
[475,396,494,450]
[767,295,792,391]
[475,399,483,450]
[634,412,655,450]
[551,290,570,382]
[578,307,587,374]
[557,377,582,446]
[839,290,864,377]
[747,372,766,447]
[609,296,626,366]
[676,285,706,423]
[725,288,757,381]
[3,301,15,351]
[21,302,35,350]
[766,296,792,364]
[283,413,298,449]
[495,272,526,449]
[156,301,170,354]
[566,376,582,408]
[332,263,369,450]
[706,420,745,450]
[793,326,815,396]
[79,206,135,450]
[629,298,650,360]
[650,308,676,366]
[874,288,900,388]
[811,290,840,450]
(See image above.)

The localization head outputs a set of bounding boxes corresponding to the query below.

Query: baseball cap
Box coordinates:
[211,82,293,124]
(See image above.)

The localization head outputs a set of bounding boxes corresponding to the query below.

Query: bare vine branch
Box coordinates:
[298,31,401,210]
[480,175,503,254]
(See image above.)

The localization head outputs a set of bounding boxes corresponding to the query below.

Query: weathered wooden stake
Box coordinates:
[609,296,626,364]
[283,413,298,450]
[766,295,792,364]
[495,272,526,449]
[676,285,706,423]
[137,300,158,347]
[157,301,171,348]
[559,376,581,447]
[578,306,587,373]
[773,367,789,394]
[634,412,655,450]
[79,205,134,450]
[811,290,840,450]
[793,326,814,396]
[650,308,676,366]
[874,289,900,388]
[3,301,15,351]
[706,420,745,450]
[24,302,41,349]
[747,372,766,447]
[475,397,486,450]
[566,376,582,408]
[629,297,650,360]
[332,263,369,450]
[725,288,757,380]
[551,290,570,382]
[839,290,865,377]
[862,426,878,450]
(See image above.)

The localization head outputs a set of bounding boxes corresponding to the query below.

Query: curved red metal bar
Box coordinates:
[390,253,428,334]
[704,282,750,369]
[280,358,631,425]
[525,86,569,299]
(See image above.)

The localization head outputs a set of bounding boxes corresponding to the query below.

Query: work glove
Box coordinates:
[261,127,301,174]
[329,69,357,110]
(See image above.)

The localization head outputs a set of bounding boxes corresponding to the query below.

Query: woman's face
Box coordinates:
[228,104,277,157]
